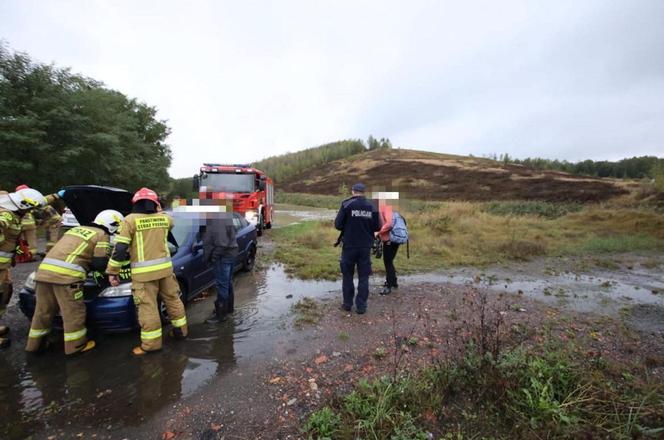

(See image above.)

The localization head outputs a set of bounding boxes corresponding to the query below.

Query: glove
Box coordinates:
[57,189,65,198]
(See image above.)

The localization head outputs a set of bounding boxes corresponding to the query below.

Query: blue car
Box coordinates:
[18,185,258,332]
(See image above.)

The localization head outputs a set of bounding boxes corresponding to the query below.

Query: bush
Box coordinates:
[483,201,582,219]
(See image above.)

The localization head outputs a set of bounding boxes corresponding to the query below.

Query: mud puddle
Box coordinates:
[0,264,338,439]
[398,254,664,317]
[273,203,335,228]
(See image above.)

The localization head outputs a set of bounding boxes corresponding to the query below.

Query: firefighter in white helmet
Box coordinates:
[25,209,124,355]
[0,188,47,349]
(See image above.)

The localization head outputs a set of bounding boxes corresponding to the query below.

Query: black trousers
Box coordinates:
[382,242,400,287]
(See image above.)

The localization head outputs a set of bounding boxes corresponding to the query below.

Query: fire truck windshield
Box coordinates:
[202,173,255,193]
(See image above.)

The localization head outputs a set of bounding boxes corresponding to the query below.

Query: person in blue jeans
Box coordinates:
[334,183,380,314]
[202,210,238,323]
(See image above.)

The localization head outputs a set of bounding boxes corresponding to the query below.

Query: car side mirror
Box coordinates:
[192,174,200,191]
[191,243,203,253]
[258,180,266,191]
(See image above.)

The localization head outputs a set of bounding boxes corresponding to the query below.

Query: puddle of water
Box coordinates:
[400,263,664,315]
[273,203,336,228]
[0,264,339,439]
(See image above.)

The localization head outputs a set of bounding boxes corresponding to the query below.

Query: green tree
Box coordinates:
[0,43,172,193]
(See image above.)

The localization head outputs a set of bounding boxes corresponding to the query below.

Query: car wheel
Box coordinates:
[242,244,257,271]
[158,279,186,323]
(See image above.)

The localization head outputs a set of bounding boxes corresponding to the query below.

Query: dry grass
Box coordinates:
[272,198,664,279]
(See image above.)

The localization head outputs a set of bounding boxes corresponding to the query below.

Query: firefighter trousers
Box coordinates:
[20,228,38,256]
[132,274,188,352]
[26,281,88,354]
[0,268,12,318]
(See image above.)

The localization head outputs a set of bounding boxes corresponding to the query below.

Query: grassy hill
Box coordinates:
[279,148,628,202]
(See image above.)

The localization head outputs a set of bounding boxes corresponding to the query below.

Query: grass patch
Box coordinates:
[303,344,664,439]
[276,192,341,210]
[292,297,324,328]
[272,197,664,279]
[483,200,583,219]
[563,235,661,254]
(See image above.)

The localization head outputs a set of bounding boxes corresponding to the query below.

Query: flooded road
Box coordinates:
[1,208,663,438]
[0,260,338,439]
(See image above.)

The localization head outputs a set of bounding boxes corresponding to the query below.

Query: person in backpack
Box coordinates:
[376,192,401,295]
[334,183,380,314]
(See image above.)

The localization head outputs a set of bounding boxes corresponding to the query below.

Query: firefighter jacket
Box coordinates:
[21,212,37,231]
[0,208,22,269]
[35,225,111,284]
[106,213,174,282]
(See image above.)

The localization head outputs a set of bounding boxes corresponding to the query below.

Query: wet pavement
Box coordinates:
[1,208,663,438]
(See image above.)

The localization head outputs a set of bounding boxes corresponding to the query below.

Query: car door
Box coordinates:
[188,226,214,294]
[232,213,248,268]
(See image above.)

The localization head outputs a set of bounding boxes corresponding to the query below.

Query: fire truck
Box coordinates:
[194,164,274,236]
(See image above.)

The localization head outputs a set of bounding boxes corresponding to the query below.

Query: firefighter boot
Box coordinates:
[206,301,227,324]
[76,340,96,354]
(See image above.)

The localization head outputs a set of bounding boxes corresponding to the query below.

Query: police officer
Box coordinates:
[334,183,379,314]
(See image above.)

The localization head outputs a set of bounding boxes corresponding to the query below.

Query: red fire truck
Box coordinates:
[194,164,274,236]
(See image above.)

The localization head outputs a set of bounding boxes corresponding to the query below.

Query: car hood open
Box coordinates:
[61,185,133,226]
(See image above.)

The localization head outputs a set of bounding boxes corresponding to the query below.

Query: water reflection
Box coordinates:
[0,264,337,438]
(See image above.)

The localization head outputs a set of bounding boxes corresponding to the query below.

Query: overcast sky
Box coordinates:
[1,0,663,177]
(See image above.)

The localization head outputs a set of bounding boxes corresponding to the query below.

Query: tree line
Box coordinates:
[0,43,172,194]
[493,153,664,179]
[253,136,392,183]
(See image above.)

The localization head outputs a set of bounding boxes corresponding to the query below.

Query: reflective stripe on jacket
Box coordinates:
[0,208,22,269]
[106,213,174,282]
[35,226,111,284]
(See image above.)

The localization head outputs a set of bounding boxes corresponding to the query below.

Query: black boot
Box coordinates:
[206,301,227,324]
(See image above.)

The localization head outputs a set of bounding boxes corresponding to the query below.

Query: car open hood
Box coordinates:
[61,185,133,226]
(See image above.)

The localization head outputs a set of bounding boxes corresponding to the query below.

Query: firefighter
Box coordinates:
[16,185,64,257]
[107,187,188,356]
[0,188,48,349]
[25,209,124,355]
[334,183,380,314]
[16,185,39,260]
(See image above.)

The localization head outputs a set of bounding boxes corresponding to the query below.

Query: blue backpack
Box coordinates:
[389,212,410,258]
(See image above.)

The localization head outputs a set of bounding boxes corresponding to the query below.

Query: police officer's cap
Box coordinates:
[351,183,366,193]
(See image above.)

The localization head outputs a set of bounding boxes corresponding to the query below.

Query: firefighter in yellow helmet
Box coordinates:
[25,209,124,355]
[15,185,64,258]
[0,188,47,349]
[106,188,188,356]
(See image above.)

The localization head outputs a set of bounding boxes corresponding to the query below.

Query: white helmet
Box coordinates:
[93,209,124,234]
[1,188,47,211]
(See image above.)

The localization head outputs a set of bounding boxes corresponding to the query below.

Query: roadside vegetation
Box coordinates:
[302,291,664,439]
[273,192,664,280]
[304,342,664,439]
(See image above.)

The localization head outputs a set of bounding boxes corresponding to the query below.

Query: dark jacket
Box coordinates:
[334,195,379,249]
[201,215,238,264]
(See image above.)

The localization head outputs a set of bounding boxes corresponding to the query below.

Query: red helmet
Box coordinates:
[15,184,29,191]
[132,187,160,206]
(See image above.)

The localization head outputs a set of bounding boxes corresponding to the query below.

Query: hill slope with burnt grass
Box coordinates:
[279,148,628,202]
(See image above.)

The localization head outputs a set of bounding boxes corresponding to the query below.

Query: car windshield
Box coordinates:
[202,173,255,193]
[170,215,192,246]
